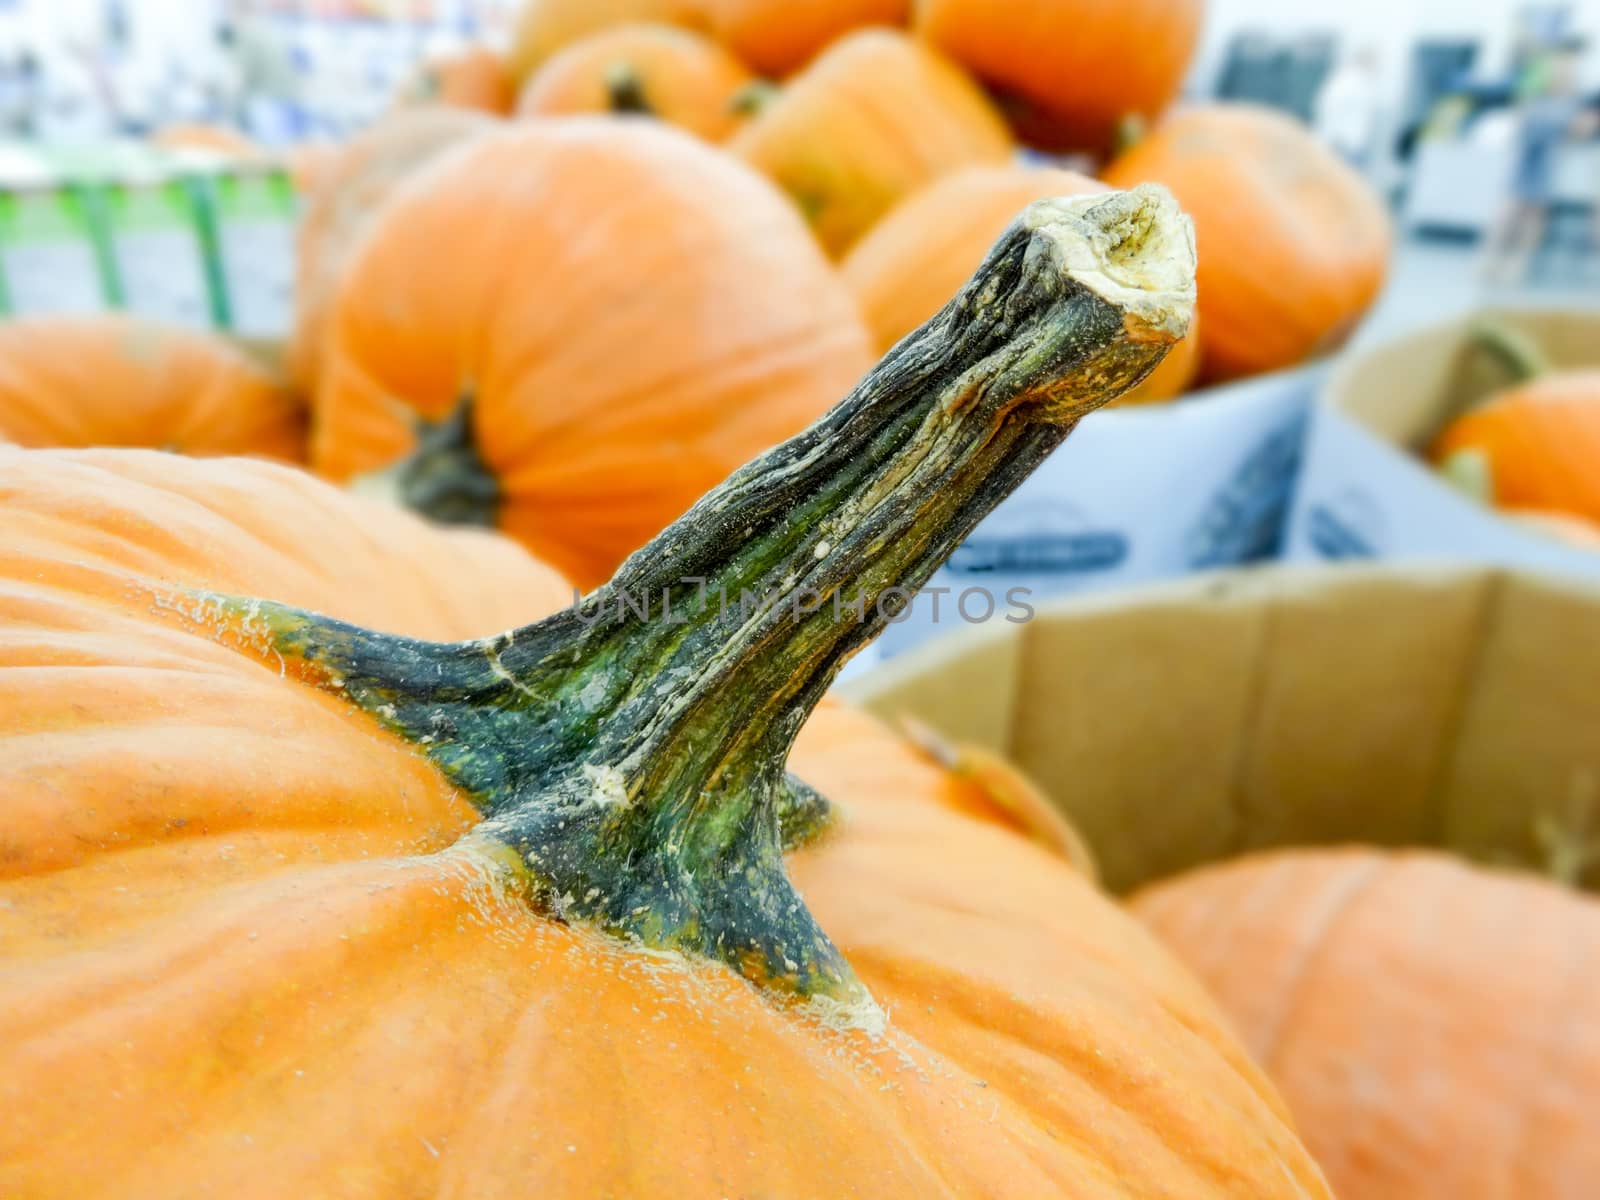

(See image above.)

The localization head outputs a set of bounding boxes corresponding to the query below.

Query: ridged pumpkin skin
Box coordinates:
[403,46,517,115]
[731,29,1013,257]
[312,119,875,589]
[1135,849,1600,1200]
[1433,370,1600,525]
[290,107,494,394]
[0,446,1328,1199]
[708,0,910,76]
[0,316,303,460]
[516,23,754,142]
[841,164,1199,404]
[510,0,709,80]
[1104,104,1391,382]
[916,0,1203,152]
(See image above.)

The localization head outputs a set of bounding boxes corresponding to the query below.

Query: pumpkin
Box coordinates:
[0,315,303,460]
[311,118,876,590]
[916,0,1203,153]
[706,0,911,76]
[1,187,1329,1198]
[730,29,1013,257]
[151,122,261,158]
[289,107,494,394]
[1104,103,1391,382]
[841,164,1200,404]
[516,23,754,142]
[1135,848,1600,1200]
[1433,368,1600,525]
[509,0,710,81]
[401,45,517,115]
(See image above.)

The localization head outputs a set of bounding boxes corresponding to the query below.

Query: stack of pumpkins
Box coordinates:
[6,3,1585,1198]
[0,0,1398,593]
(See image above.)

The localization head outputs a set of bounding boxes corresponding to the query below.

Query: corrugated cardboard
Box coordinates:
[842,564,1600,894]
[1285,308,1600,580]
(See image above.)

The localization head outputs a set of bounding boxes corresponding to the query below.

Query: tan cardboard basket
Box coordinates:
[842,564,1600,894]
[1284,308,1600,580]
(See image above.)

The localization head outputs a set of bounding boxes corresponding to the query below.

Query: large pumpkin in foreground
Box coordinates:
[290,107,494,394]
[0,188,1329,1197]
[1104,103,1390,382]
[916,0,1203,152]
[1136,848,1600,1200]
[311,118,875,589]
[840,164,1200,405]
[730,29,1013,257]
[0,315,302,460]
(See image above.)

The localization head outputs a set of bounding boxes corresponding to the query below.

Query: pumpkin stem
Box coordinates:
[1438,447,1495,505]
[203,186,1195,1003]
[603,62,654,116]
[351,393,500,528]
[728,79,779,119]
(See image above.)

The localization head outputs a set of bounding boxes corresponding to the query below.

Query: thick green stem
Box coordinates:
[208,187,1195,1003]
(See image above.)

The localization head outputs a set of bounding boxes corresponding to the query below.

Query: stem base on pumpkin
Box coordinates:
[352,393,500,528]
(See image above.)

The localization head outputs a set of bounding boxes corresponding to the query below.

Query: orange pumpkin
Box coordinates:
[730,29,1013,257]
[0,193,1327,1196]
[311,118,874,589]
[0,316,303,460]
[151,122,261,158]
[707,0,910,76]
[516,23,754,142]
[916,0,1203,152]
[1433,369,1600,525]
[1104,104,1391,383]
[841,164,1200,404]
[402,45,517,115]
[1136,848,1600,1200]
[289,107,494,394]
[509,0,710,80]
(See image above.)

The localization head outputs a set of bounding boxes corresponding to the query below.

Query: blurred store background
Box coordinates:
[1,1,1593,330]
[0,0,1596,636]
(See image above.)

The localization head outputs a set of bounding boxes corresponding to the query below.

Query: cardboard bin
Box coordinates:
[1285,308,1600,582]
[843,564,1600,895]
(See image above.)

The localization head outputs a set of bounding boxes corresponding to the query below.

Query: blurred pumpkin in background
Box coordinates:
[1104,103,1391,383]
[705,0,910,76]
[731,29,1012,257]
[150,123,262,159]
[400,45,517,116]
[1136,848,1600,1200]
[1433,369,1600,528]
[509,0,710,81]
[0,316,302,461]
[516,23,753,142]
[290,106,495,394]
[311,118,875,589]
[916,0,1204,153]
[840,163,1200,404]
